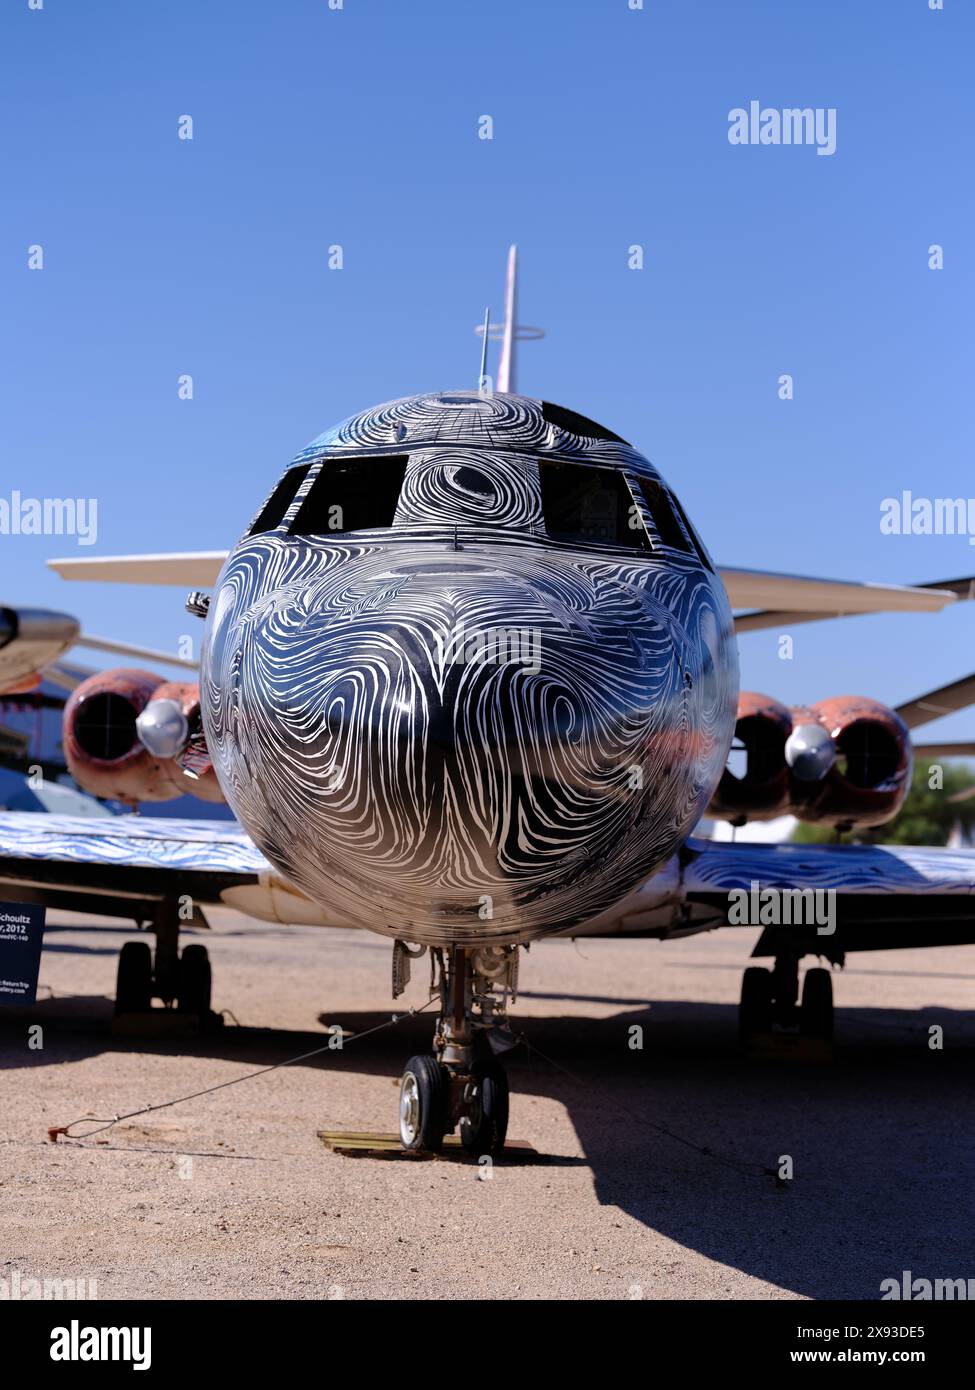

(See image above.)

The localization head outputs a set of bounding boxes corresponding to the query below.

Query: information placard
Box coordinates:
[0,902,46,1006]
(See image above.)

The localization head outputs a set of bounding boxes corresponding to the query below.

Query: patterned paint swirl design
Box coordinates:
[202,393,738,945]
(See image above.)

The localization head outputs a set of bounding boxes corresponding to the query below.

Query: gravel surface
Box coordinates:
[2,909,973,1300]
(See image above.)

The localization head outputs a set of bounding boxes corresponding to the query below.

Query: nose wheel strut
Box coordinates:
[395,943,517,1156]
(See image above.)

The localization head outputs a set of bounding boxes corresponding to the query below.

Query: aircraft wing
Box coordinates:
[74,634,198,670]
[720,568,956,622]
[48,552,228,586]
[3,809,972,948]
[574,837,975,952]
[46,554,961,624]
[679,837,975,955]
[735,575,975,633]
[681,836,975,898]
[895,671,975,731]
[0,811,343,928]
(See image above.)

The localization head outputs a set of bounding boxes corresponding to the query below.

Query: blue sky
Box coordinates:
[2,0,973,742]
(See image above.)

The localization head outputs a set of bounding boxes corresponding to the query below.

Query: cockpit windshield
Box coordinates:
[289,455,409,535]
[539,460,651,550]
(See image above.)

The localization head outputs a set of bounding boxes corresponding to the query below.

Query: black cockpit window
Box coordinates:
[636,478,712,568]
[539,461,650,549]
[289,455,409,535]
[670,490,713,570]
[636,478,690,552]
[541,401,628,444]
[249,464,311,535]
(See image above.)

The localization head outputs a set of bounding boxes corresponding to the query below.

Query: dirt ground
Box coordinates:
[1,909,973,1300]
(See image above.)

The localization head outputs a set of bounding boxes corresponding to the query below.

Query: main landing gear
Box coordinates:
[114,900,214,1022]
[738,954,834,1045]
[393,942,519,1157]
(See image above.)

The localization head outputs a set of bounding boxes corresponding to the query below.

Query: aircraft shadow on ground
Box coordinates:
[1,994,972,1300]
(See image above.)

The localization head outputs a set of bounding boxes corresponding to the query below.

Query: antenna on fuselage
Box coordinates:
[473,244,545,394]
[477,307,490,392]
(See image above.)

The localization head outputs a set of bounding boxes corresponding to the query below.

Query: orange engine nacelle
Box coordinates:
[708,691,794,822]
[63,669,224,807]
[710,692,912,830]
[791,695,912,828]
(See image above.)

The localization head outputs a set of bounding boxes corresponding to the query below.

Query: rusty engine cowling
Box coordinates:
[709,691,793,822]
[63,669,224,807]
[789,695,912,829]
[709,691,912,830]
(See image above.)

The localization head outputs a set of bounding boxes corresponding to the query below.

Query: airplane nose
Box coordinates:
[286,566,660,785]
[207,554,718,941]
[290,568,608,809]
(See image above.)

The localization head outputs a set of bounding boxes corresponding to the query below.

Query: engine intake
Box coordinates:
[792,696,911,828]
[709,692,792,821]
[63,669,223,806]
[709,692,912,830]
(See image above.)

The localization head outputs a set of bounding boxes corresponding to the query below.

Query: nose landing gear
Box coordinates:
[398,1055,449,1153]
[395,943,518,1157]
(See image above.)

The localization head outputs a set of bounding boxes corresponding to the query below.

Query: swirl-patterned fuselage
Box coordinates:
[201,392,739,946]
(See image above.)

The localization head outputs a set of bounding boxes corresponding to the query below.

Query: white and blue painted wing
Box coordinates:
[678,837,975,956]
[0,812,348,928]
[0,810,270,908]
[0,811,269,877]
[572,838,975,951]
[682,837,975,897]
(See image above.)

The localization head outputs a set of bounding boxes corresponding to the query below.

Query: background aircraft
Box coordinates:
[0,603,233,817]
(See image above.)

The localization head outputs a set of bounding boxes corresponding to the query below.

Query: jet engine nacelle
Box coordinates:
[708,690,793,822]
[63,669,223,806]
[710,691,912,830]
[789,695,912,829]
